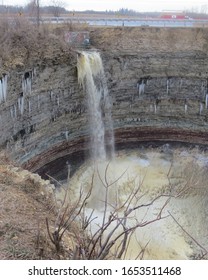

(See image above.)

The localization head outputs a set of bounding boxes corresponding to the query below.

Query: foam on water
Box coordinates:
[74,50,208,259]
[61,147,208,259]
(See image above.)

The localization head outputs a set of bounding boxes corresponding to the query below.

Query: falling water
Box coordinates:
[77,51,114,161]
[59,53,208,259]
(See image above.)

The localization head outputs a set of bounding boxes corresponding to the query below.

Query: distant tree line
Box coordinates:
[0,4,68,16]
[78,9,160,18]
[0,4,207,19]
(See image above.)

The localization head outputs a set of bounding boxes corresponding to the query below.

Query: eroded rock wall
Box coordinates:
[0,61,88,170]
[91,27,208,144]
[0,27,208,173]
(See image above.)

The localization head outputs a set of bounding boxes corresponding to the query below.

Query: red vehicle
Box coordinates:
[160,12,191,20]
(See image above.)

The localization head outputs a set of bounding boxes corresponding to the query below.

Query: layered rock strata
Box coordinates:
[0,27,208,177]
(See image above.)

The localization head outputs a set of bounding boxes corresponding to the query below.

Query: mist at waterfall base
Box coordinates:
[57,51,208,259]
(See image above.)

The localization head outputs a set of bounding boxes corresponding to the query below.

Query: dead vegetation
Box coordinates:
[45,160,208,260]
[0,154,208,259]
[0,14,89,73]
[45,163,171,260]
[0,157,62,260]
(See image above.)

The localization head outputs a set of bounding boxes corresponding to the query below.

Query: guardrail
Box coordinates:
[30,16,208,28]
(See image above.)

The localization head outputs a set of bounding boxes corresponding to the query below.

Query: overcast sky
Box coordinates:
[3,0,208,12]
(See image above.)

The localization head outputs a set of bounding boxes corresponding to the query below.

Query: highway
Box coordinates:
[37,16,208,28]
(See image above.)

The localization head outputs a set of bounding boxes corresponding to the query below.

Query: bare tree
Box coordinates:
[46,163,174,259]
[200,4,208,14]
[51,0,65,18]
[25,0,40,26]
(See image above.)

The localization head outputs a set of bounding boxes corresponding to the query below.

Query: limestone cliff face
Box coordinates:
[0,61,88,170]
[91,27,208,145]
[1,27,208,174]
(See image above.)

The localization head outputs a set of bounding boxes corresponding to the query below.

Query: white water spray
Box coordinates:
[77,51,114,161]
[63,53,208,260]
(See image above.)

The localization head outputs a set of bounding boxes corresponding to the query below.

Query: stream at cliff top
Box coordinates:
[54,50,208,259]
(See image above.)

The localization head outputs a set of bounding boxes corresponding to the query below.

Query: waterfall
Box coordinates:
[77,51,114,161]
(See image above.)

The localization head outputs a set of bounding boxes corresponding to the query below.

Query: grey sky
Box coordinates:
[3,0,208,12]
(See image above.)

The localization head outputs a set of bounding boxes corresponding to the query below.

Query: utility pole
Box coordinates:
[37,0,40,27]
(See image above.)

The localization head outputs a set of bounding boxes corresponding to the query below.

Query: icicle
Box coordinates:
[10,105,17,120]
[167,78,170,94]
[57,96,60,107]
[154,103,157,114]
[65,131,69,141]
[201,81,204,93]
[37,95,40,109]
[185,104,188,114]
[138,80,145,95]
[28,100,31,114]
[0,75,8,103]
[32,68,36,79]
[22,74,32,95]
[14,104,17,118]
[3,75,7,101]
[150,104,154,112]
[205,94,208,109]
[18,98,20,109]
[200,102,203,115]
[21,97,24,115]
[18,96,24,115]
[27,77,32,95]
[49,91,54,100]
[0,79,3,103]
[10,107,13,119]
[22,78,26,95]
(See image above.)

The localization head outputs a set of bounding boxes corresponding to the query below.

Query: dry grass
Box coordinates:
[0,156,207,260]
[0,160,70,259]
[0,15,74,73]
